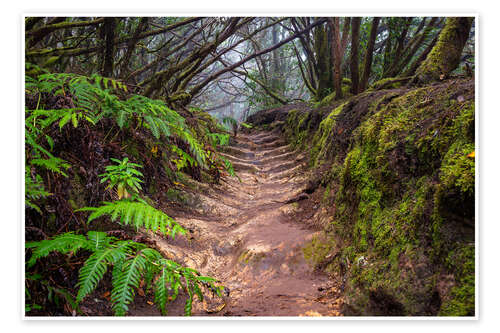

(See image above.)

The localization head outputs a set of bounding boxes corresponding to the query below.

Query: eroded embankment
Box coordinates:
[247,78,475,316]
[130,130,343,316]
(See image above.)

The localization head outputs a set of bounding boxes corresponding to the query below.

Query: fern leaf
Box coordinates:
[26,232,89,267]
[76,241,131,302]
[110,251,147,316]
[144,115,160,139]
[87,231,109,251]
[31,157,70,177]
[81,200,186,238]
[154,265,169,315]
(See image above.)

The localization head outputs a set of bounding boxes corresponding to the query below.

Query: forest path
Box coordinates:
[134,130,342,316]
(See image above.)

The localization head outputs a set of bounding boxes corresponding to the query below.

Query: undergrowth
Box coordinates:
[25,66,232,316]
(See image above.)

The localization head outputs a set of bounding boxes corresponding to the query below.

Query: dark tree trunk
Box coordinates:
[350,17,361,94]
[332,18,343,100]
[101,17,116,77]
[314,21,332,100]
[359,17,380,92]
[388,17,439,77]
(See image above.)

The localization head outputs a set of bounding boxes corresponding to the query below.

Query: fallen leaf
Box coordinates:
[147,301,154,306]
[467,151,475,158]
[137,287,145,297]
[299,310,322,317]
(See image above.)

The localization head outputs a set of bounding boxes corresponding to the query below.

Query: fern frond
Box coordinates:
[26,230,224,316]
[87,231,111,251]
[154,265,169,315]
[80,200,186,239]
[31,157,70,177]
[26,232,89,267]
[25,171,51,213]
[144,115,160,139]
[76,240,132,302]
[110,251,147,316]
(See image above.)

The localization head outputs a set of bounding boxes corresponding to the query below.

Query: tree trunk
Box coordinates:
[414,17,473,84]
[359,17,380,92]
[101,17,116,77]
[271,24,281,91]
[350,17,361,94]
[314,21,331,100]
[331,18,343,100]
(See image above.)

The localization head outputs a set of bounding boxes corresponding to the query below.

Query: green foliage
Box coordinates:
[24,69,232,316]
[78,200,186,239]
[206,132,230,147]
[240,122,253,129]
[99,157,143,199]
[26,72,208,171]
[221,157,236,178]
[222,116,238,135]
[114,95,207,169]
[25,168,51,214]
[25,109,72,182]
[26,231,223,316]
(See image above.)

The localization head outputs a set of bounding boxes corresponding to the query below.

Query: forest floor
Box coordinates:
[126,129,342,316]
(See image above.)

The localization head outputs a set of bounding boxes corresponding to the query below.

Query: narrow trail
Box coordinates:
[134,130,342,316]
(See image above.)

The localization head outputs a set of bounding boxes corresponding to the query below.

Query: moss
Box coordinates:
[322,183,331,203]
[439,141,475,196]
[284,108,312,148]
[309,103,346,166]
[370,77,404,90]
[440,245,475,316]
[316,82,352,108]
[415,18,474,83]
[315,80,475,315]
[302,234,336,272]
[342,77,352,85]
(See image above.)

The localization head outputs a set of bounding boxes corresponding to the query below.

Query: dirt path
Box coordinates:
[133,130,342,316]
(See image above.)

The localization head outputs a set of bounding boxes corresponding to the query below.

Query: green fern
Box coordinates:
[26,231,224,316]
[76,240,134,302]
[25,169,51,214]
[111,248,149,315]
[26,72,211,173]
[31,157,70,177]
[206,132,230,147]
[26,232,89,268]
[78,200,186,239]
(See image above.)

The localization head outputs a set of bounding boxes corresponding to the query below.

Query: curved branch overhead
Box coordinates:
[26,16,474,112]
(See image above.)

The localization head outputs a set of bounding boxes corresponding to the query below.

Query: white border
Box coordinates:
[5,2,487,330]
[20,11,479,322]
